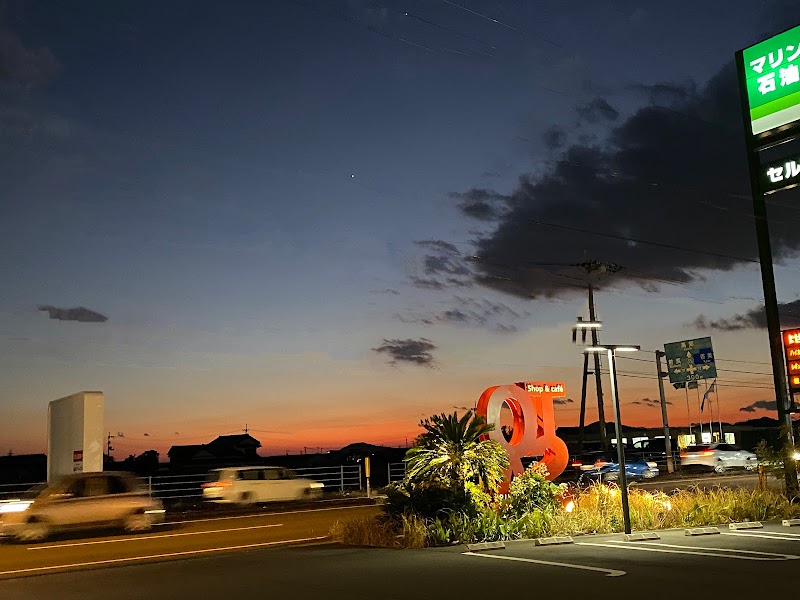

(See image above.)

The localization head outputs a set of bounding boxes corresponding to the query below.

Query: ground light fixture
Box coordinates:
[582,342,641,535]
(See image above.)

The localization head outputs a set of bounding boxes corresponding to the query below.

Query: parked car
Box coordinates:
[574,451,660,484]
[0,471,164,542]
[201,466,325,505]
[679,443,758,473]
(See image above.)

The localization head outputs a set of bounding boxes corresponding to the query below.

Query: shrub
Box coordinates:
[330,513,427,549]
[503,463,562,518]
[384,481,479,520]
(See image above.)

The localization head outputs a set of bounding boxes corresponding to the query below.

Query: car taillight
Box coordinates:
[679,453,688,458]
[570,461,583,467]
[595,460,608,467]
[201,481,232,488]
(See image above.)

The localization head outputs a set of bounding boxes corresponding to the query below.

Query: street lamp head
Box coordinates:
[583,344,640,353]
[573,320,602,329]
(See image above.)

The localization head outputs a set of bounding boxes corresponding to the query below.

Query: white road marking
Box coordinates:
[463,551,625,577]
[578,541,799,561]
[162,504,373,525]
[28,523,284,550]
[723,531,800,541]
[0,536,329,577]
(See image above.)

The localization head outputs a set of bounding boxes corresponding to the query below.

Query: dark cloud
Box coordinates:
[576,97,619,123]
[740,400,777,413]
[38,305,108,323]
[397,296,524,333]
[448,188,508,222]
[372,338,437,367]
[542,126,565,150]
[454,63,800,299]
[553,397,574,405]
[409,276,447,290]
[409,239,474,290]
[693,300,800,331]
[0,26,58,87]
[423,254,470,276]
[415,240,460,254]
[632,397,671,407]
[630,81,696,105]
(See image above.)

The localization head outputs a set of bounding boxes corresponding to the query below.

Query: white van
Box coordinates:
[201,466,324,504]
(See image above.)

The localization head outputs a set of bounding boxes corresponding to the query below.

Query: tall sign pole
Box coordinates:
[736,33,799,495]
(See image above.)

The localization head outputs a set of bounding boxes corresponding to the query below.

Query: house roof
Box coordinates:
[208,434,261,448]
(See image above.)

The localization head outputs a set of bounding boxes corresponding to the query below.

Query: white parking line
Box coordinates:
[162,504,372,525]
[577,541,799,561]
[723,531,800,542]
[0,536,329,577]
[28,523,284,550]
[463,551,626,577]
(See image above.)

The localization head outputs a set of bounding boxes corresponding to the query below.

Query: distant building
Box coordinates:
[167,434,262,472]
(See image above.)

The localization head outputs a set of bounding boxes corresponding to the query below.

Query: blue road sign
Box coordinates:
[664,337,717,385]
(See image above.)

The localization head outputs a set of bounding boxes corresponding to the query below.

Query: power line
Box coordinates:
[404,11,498,52]
[528,219,760,265]
[438,0,562,48]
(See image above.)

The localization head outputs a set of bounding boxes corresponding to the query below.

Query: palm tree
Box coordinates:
[404,411,509,494]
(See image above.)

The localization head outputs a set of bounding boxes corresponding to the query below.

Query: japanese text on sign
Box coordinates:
[761,155,800,194]
[783,328,800,393]
[741,24,800,135]
[664,337,717,384]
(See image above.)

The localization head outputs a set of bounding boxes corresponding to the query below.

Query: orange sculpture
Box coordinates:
[476,381,569,493]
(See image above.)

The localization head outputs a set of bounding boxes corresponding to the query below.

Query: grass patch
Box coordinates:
[330,484,800,547]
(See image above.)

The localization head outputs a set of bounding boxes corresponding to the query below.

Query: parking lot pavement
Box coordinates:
[456,521,800,593]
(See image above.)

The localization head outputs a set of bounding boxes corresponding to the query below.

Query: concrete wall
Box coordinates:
[47,391,104,482]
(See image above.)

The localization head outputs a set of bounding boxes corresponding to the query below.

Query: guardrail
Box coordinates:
[0,464,363,502]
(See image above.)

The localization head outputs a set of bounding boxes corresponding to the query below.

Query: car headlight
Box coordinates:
[793,451,800,461]
[0,501,32,514]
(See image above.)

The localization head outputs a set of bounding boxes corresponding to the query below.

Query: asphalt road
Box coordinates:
[0,503,380,578]
[2,520,800,599]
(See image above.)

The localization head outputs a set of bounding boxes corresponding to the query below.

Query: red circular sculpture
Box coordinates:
[476,381,569,493]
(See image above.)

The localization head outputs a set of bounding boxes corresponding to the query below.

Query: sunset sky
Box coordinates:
[3,1,800,459]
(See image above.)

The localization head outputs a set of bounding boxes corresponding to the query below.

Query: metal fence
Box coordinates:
[387,462,405,484]
[0,464,363,502]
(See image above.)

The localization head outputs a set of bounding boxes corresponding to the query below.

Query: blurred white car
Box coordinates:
[680,443,758,473]
[0,472,164,542]
[202,466,324,504]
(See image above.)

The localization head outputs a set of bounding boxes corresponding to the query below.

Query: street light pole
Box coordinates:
[583,341,639,535]
[606,348,631,535]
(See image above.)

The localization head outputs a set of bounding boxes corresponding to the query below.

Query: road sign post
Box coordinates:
[737,29,800,496]
[665,338,717,445]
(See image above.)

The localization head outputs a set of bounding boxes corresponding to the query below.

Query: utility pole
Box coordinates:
[655,351,675,473]
[577,351,590,455]
[588,281,608,451]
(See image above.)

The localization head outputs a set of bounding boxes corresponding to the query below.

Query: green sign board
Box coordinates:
[742,24,800,135]
[664,337,717,385]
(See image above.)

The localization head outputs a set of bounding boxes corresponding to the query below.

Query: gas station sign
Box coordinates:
[782,328,800,393]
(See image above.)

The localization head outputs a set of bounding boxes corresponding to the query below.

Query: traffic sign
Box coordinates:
[664,337,717,384]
